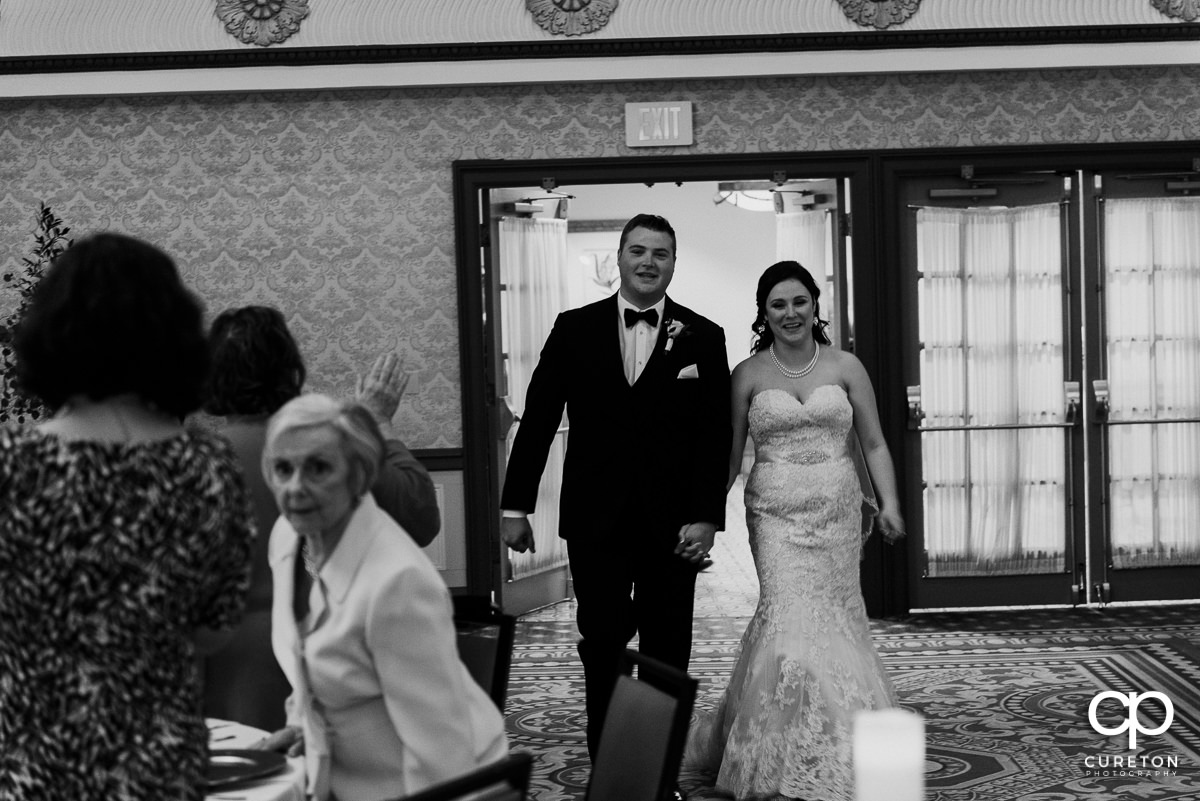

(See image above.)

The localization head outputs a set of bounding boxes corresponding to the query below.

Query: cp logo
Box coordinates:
[1088,691,1174,749]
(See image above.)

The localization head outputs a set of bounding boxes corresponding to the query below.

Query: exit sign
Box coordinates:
[625,101,693,147]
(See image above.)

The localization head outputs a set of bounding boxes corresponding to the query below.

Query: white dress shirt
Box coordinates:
[617,293,666,385]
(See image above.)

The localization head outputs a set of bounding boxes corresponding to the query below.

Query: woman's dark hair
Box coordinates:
[14,232,209,418]
[750,260,832,354]
[204,305,306,417]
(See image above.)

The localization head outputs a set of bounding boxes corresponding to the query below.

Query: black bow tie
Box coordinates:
[624,308,659,328]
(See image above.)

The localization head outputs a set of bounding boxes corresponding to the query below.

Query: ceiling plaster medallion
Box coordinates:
[216,0,311,47]
[1151,0,1200,21]
[526,0,619,37]
[836,0,923,29]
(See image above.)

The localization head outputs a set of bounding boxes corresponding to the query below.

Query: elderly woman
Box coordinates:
[0,232,255,800]
[201,305,441,730]
[260,393,506,800]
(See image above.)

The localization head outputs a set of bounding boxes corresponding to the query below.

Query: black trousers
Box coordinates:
[566,524,699,759]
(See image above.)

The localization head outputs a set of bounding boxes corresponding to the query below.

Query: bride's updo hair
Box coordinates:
[750,260,832,354]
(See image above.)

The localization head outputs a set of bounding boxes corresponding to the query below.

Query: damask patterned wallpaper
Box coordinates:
[1,66,1197,447]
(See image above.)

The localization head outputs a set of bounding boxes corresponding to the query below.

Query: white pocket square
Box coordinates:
[676,364,699,379]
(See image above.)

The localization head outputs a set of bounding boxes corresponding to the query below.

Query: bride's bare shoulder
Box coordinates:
[823,344,861,369]
[733,350,772,377]
[732,351,773,397]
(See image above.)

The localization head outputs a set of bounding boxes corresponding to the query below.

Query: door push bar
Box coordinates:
[907,382,1083,431]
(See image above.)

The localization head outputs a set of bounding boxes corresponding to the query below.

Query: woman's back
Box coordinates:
[0,425,255,801]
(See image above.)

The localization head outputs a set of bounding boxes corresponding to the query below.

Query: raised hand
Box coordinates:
[356,352,409,423]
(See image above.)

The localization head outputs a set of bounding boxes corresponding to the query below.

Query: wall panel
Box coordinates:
[1,67,1198,450]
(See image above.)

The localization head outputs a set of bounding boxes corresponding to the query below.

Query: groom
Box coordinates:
[500,213,732,779]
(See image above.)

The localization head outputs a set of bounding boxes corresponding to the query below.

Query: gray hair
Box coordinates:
[262,393,384,495]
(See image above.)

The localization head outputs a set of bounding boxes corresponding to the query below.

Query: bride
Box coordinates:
[686,260,906,801]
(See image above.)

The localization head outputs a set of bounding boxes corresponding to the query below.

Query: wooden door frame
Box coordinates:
[1084,165,1200,604]
[887,162,1085,609]
[454,142,1200,615]
[452,153,892,610]
[878,142,1200,610]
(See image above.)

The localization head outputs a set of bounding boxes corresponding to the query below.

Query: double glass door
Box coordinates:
[899,167,1200,609]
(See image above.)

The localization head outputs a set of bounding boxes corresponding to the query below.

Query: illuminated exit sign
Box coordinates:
[625,101,693,147]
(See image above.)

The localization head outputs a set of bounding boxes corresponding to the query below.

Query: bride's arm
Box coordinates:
[842,353,906,540]
[727,359,754,492]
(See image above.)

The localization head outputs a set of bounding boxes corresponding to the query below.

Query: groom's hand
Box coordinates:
[502,516,537,554]
[675,522,716,564]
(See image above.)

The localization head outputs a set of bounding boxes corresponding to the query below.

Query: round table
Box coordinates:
[206,719,306,801]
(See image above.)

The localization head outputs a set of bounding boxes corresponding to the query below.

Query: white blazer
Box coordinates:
[269,494,508,801]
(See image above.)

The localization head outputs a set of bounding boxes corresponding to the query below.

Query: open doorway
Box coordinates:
[453,154,886,615]
[471,172,857,615]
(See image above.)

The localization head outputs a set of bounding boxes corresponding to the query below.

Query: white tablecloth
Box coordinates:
[206,719,306,801]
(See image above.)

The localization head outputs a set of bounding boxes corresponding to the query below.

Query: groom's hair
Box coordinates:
[619,213,676,254]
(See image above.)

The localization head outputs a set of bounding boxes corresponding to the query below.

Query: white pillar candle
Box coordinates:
[853,708,925,801]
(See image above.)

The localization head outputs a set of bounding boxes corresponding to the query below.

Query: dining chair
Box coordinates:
[584,649,698,801]
[452,594,517,712]
[394,752,534,801]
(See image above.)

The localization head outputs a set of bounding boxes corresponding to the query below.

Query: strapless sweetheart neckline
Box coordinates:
[686,377,895,801]
[753,384,846,407]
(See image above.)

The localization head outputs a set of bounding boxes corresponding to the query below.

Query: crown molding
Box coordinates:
[2,25,1198,76]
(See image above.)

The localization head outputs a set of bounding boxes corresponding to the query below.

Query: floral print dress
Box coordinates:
[0,426,256,801]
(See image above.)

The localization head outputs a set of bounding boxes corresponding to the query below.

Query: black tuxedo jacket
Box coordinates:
[501,293,732,543]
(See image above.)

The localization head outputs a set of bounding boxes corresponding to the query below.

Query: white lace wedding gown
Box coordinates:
[686,386,897,801]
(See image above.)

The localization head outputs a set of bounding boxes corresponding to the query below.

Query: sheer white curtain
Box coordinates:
[500,217,571,578]
[776,210,837,344]
[918,205,1066,576]
[1104,197,1200,568]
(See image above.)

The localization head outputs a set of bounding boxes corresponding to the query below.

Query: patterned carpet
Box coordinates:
[504,521,1200,800]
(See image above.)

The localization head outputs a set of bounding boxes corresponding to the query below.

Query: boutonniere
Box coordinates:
[664,318,689,353]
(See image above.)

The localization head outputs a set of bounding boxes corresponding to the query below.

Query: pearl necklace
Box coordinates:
[769,342,820,379]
